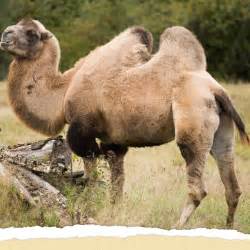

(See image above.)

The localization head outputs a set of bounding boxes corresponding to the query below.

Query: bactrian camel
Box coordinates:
[1,19,249,228]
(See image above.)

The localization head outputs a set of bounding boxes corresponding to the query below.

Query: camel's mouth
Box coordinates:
[0,40,14,46]
[0,40,15,51]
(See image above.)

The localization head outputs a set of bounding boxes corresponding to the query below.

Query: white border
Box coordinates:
[0,225,250,241]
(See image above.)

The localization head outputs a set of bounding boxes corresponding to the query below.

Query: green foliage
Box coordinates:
[0,0,249,80]
[184,0,250,80]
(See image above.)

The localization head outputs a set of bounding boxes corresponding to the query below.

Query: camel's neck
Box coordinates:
[7,43,73,136]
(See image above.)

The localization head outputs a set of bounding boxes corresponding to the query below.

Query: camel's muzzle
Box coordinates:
[0,30,15,50]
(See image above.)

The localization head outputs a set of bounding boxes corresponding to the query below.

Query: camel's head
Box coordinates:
[0,18,53,59]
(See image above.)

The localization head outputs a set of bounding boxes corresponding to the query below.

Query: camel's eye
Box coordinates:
[26,29,37,36]
[26,29,39,44]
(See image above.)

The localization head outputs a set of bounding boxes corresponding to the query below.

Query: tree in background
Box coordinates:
[0,0,249,81]
[185,0,250,80]
[0,0,12,78]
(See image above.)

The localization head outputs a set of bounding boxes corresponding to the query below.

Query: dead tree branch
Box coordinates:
[0,136,83,226]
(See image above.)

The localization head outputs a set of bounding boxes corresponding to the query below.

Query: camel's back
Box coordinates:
[71,26,152,79]
[64,26,153,123]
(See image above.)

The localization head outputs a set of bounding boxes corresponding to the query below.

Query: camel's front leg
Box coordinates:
[101,144,128,204]
[66,119,101,183]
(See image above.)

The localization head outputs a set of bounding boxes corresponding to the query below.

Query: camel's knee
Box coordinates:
[226,188,242,207]
[178,139,208,206]
[67,120,100,157]
[188,182,207,207]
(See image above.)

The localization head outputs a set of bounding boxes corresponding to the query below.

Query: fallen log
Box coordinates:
[1,136,72,173]
[0,136,86,226]
[0,163,36,206]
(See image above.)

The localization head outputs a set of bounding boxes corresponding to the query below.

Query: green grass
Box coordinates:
[0,81,250,232]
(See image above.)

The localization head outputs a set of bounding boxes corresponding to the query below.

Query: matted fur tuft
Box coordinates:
[131,26,153,53]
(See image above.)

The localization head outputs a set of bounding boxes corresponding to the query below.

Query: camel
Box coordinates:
[1,19,249,228]
[0,18,152,200]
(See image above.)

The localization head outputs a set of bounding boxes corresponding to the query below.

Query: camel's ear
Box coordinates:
[41,31,53,41]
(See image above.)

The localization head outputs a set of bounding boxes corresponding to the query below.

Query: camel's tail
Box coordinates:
[214,88,250,145]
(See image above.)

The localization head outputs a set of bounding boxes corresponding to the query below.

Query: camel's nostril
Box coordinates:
[5,30,13,34]
[2,30,14,42]
[0,30,15,50]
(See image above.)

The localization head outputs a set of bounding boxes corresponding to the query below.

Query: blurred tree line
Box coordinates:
[0,0,249,81]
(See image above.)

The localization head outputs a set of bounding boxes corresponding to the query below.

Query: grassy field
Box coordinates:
[0,81,250,232]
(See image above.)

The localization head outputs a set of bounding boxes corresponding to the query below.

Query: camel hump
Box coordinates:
[130,26,153,53]
[160,26,207,71]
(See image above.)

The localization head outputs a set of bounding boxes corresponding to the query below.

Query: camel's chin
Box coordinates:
[1,45,27,58]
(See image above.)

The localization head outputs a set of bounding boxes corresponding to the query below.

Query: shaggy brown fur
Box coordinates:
[1,20,249,228]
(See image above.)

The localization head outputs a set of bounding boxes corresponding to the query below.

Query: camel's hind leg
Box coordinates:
[173,99,219,227]
[175,138,211,228]
[210,114,241,228]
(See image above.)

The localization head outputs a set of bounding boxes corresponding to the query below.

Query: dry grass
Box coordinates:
[0,81,250,232]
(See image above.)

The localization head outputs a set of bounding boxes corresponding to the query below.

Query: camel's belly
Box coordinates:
[100,103,175,146]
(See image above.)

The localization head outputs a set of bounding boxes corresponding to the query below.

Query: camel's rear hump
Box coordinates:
[159,26,207,71]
